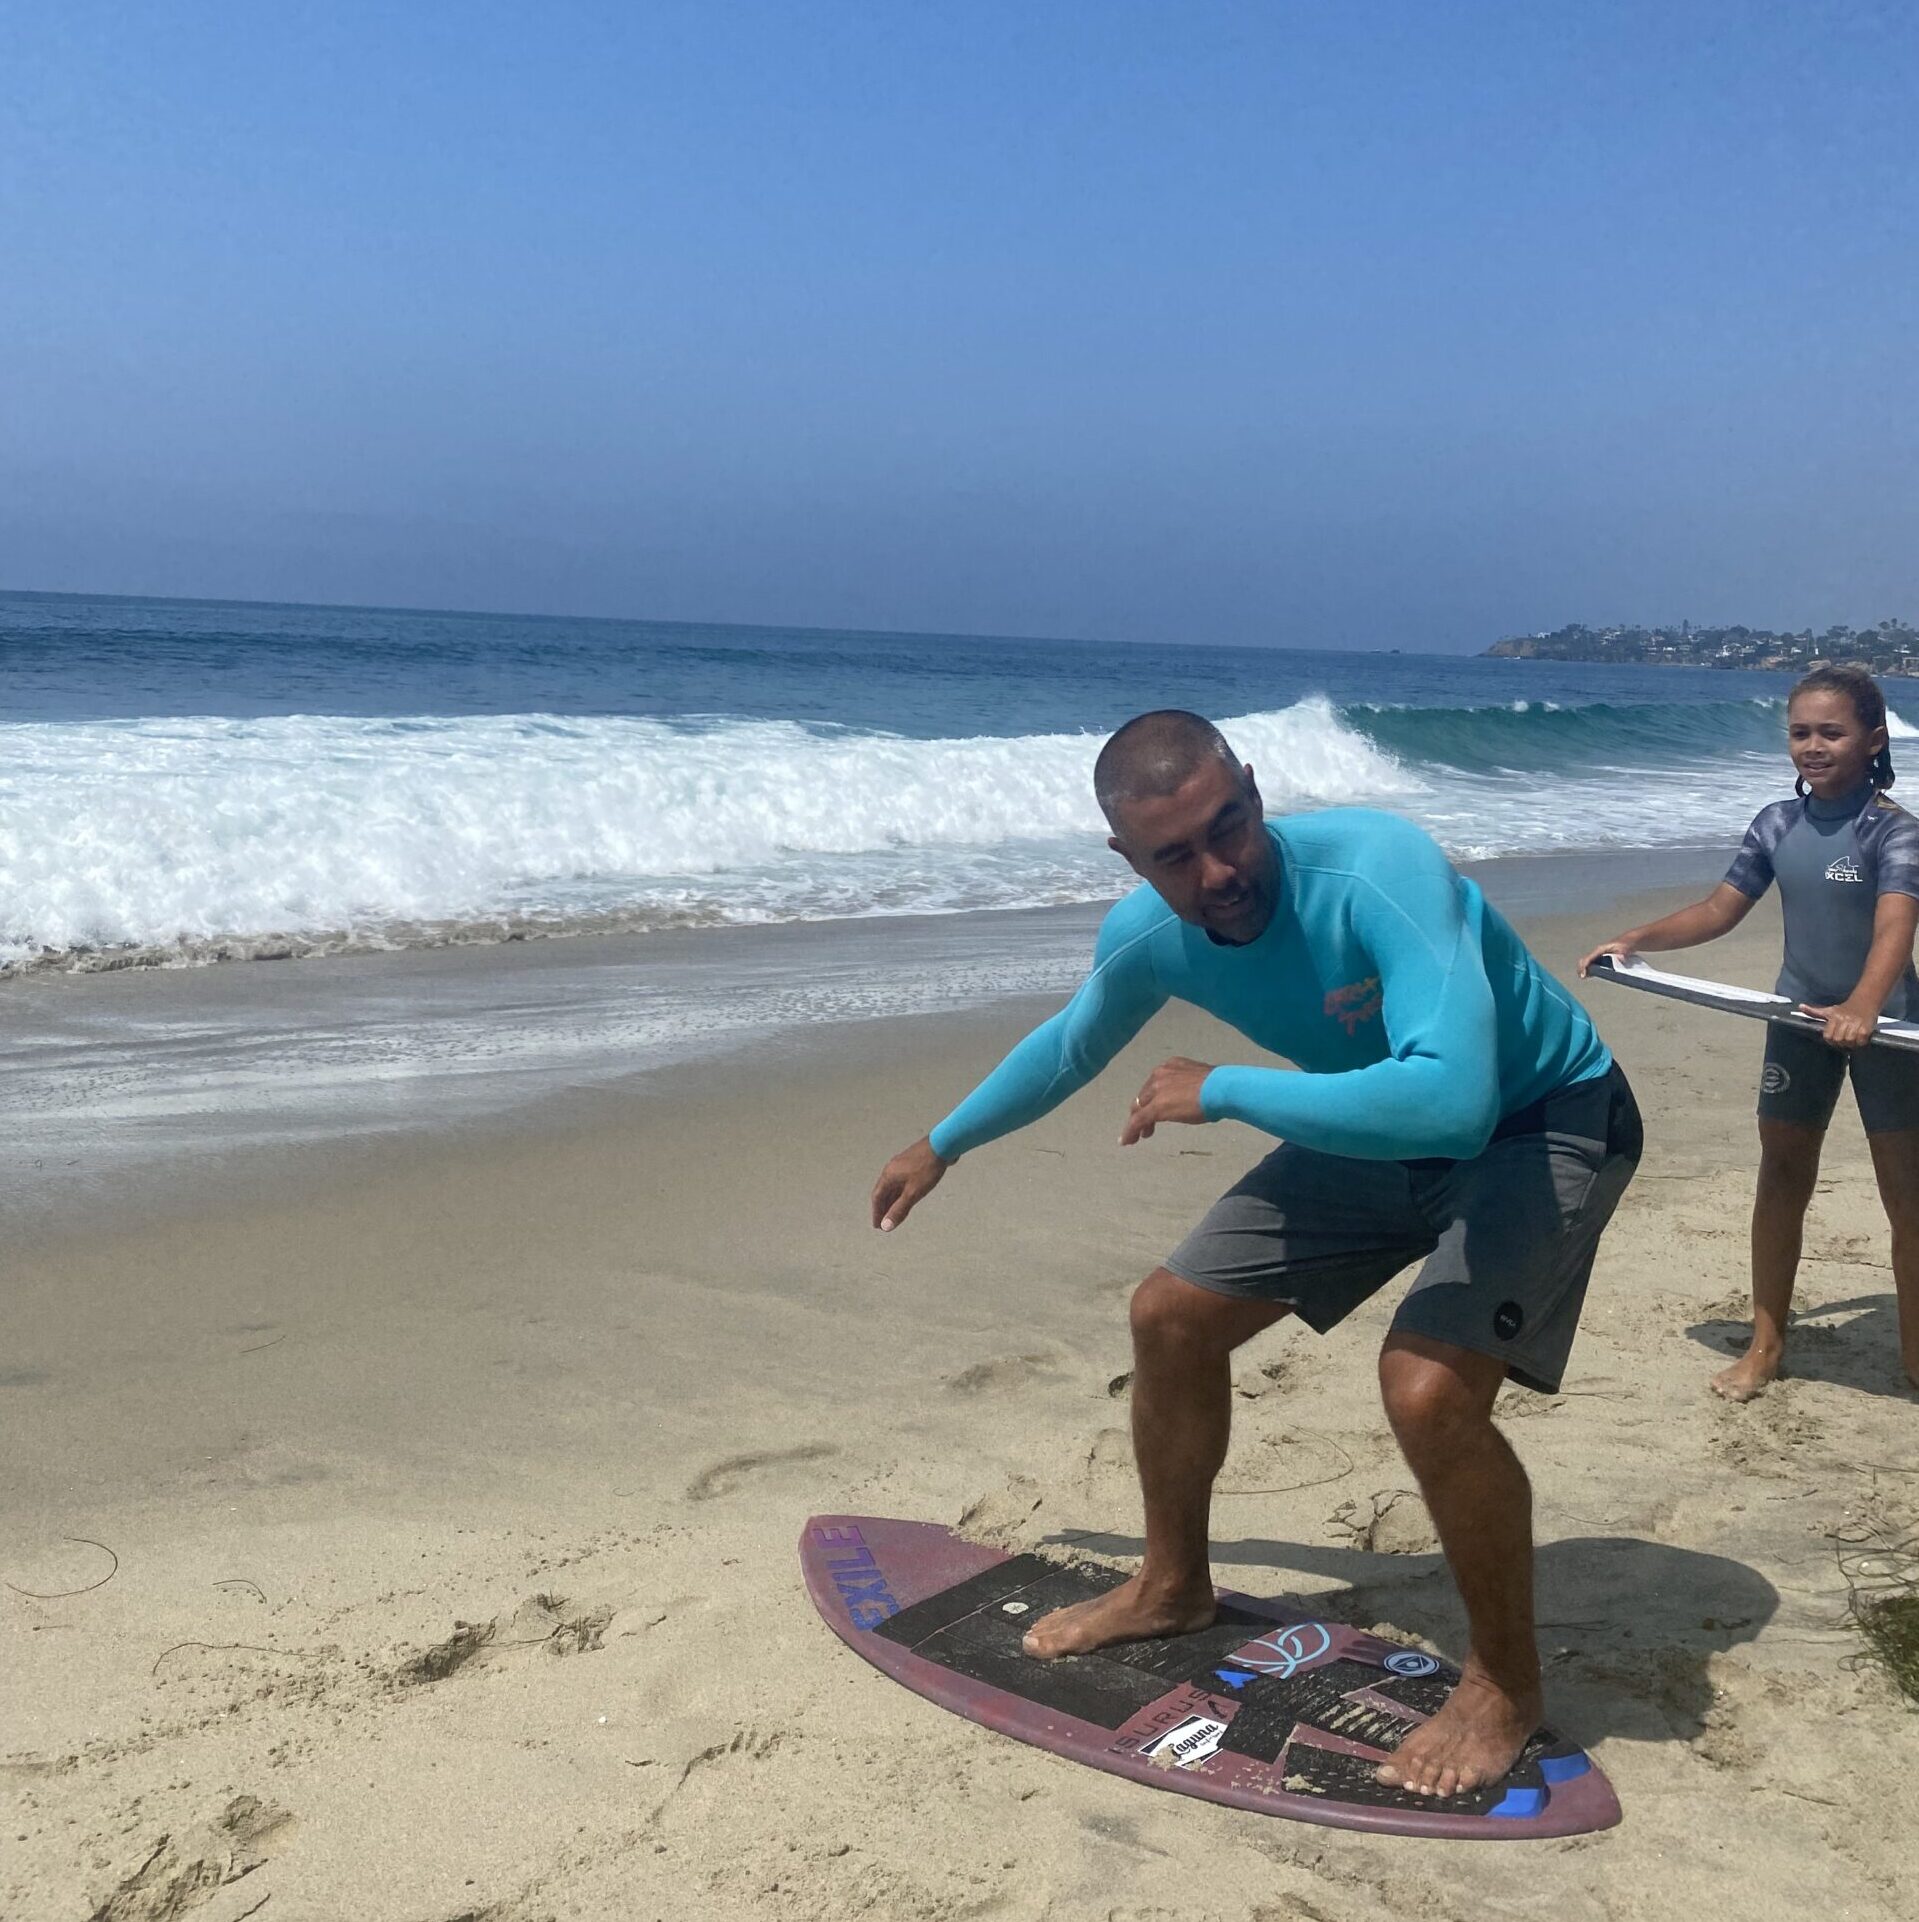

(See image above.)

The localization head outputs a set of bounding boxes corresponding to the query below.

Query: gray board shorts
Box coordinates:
[1164,1065,1642,1395]
[1758,1024,1919,1136]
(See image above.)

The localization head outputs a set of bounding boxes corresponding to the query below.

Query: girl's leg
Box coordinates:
[1865,1128,1919,1391]
[1713,1118,1823,1402]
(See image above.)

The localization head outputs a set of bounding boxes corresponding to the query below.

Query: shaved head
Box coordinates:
[1094,710,1276,941]
[1094,710,1244,824]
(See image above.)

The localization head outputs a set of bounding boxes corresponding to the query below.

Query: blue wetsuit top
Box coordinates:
[1724,783,1919,1019]
[929,809,1613,1165]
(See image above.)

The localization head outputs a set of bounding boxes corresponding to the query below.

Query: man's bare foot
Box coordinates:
[1021,1573,1216,1660]
[1375,1668,1541,1799]
[1710,1345,1784,1403]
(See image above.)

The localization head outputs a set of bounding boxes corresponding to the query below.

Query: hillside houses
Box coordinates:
[1485,620,1919,674]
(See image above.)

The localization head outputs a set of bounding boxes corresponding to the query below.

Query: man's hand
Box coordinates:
[870,1136,949,1230]
[1802,1000,1878,1050]
[1577,938,1635,979]
[1120,1057,1216,1145]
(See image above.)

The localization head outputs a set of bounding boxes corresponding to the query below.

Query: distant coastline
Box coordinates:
[1485,620,1919,676]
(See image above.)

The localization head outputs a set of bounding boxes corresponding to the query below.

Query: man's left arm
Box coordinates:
[1198,849,1503,1160]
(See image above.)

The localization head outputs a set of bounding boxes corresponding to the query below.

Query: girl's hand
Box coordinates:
[1802,1000,1878,1050]
[1577,938,1636,979]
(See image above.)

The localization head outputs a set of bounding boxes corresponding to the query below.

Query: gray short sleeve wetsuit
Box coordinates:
[1724,784,1919,1018]
[1725,783,1919,1134]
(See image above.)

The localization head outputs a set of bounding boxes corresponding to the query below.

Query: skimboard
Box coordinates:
[801,1515,1619,1839]
[1589,954,1919,1054]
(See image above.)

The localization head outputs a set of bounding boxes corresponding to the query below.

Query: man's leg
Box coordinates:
[1373,1332,1539,1797]
[1023,1268,1289,1659]
[1865,1127,1919,1390]
[1713,1117,1823,1402]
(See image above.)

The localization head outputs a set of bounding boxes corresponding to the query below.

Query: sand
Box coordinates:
[5,887,1917,1922]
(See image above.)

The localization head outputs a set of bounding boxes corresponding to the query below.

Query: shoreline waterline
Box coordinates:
[4,844,1733,1242]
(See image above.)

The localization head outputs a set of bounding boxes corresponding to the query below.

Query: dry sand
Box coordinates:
[5,888,1917,1921]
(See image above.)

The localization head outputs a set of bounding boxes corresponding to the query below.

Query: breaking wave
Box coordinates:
[2,695,1902,971]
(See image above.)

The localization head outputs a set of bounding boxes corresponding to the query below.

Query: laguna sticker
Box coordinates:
[1144,1715,1228,1769]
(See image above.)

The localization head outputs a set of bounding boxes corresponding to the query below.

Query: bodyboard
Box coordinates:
[1589,954,1919,1053]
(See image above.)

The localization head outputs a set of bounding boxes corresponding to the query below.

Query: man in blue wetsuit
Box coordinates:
[869,711,1641,1799]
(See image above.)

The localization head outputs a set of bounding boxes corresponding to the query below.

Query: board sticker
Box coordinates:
[1144,1715,1228,1768]
[1383,1650,1441,1679]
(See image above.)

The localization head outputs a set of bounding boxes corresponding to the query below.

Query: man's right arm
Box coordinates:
[870,909,1169,1229]
[926,916,1170,1162]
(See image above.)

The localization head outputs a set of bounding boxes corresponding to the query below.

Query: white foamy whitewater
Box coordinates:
[0,699,1859,972]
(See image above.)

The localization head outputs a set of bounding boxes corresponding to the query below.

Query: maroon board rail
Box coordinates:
[802,1515,1620,1841]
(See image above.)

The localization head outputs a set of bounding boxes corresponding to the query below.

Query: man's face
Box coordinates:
[1107,759,1278,944]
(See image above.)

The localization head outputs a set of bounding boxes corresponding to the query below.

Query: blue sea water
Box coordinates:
[0,588,1858,973]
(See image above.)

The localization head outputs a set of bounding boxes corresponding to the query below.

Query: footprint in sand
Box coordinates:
[944,1353,1066,1394]
[394,1593,619,1686]
[1328,1488,1437,1556]
[85,1793,291,1922]
[685,1442,836,1504]
[956,1476,1045,1547]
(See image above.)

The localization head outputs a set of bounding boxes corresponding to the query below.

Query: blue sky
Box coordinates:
[4,2,1915,649]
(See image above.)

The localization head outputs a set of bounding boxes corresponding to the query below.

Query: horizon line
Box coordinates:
[0,581,1446,658]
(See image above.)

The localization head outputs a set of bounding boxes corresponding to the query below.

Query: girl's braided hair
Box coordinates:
[1791,663,1896,793]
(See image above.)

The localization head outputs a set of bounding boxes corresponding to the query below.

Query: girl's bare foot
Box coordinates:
[1021,1573,1216,1659]
[1375,1667,1541,1798]
[1710,1344,1784,1402]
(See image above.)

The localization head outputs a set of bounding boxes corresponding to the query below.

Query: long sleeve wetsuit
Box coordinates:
[928,809,1612,1165]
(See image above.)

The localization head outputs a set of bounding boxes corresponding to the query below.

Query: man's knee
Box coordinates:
[1378,1336,1502,1455]
[1129,1267,1281,1357]
[1130,1268,1204,1349]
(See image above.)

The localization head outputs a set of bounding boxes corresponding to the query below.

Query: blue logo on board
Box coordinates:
[1231,1622,1334,1679]
[812,1525,902,1629]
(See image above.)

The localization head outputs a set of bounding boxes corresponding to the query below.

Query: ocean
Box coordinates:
[0,589,1875,975]
[0,589,1870,1226]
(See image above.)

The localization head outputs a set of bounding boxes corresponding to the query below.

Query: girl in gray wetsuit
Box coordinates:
[1581,665,1919,1401]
